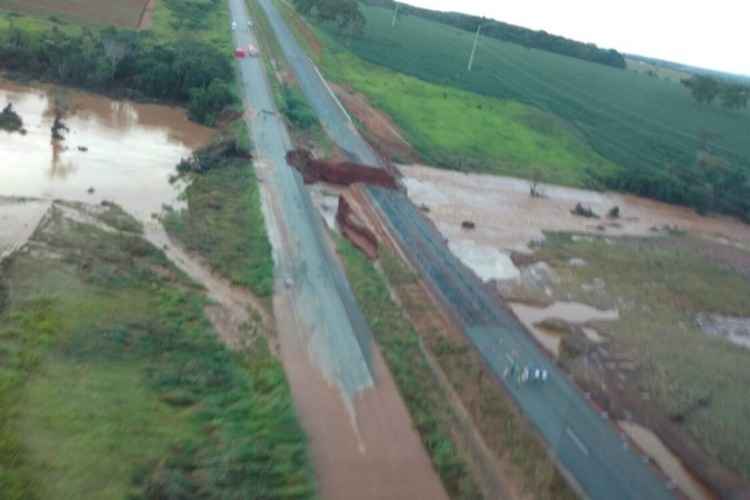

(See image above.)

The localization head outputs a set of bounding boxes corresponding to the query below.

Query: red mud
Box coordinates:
[274,293,448,500]
[336,191,379,260]
[286,149,399,190]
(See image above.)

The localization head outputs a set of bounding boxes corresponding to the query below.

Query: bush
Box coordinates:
[280,85,318,130]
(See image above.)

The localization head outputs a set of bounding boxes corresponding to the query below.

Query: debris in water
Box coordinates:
[461,220,476,230]
[51,112,69,141]
[571,202,599,218]
[0,102,24,133]
[78,146,88,152]
[608,206,621,219]
[87,187,95,194]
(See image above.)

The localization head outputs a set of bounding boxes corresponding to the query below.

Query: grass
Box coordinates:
[314,4,750,181]
[337,239,482,499]
[0,204,313,499]
[535,232,750,479]
[163,156,274,297]
[277,2,618,186]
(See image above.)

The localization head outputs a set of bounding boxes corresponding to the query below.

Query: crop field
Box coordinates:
[312,4,750,216]
[0,0,150,27]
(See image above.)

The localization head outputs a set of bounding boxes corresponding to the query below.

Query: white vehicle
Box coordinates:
[231,21,237,31]
[247,20,253,28]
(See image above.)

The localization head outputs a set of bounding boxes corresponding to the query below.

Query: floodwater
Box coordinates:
[0,79,214,221]
[510,301,618,356]
[401,165,750,253]
[619,421,712,500]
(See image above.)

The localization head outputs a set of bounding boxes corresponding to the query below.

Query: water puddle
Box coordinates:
[619,422,712,500]
[0,79,214,221]
[510,301,618,356]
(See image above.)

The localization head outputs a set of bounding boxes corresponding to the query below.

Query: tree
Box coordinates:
[719,84,749,110]
[681,76,721,105]
[292,0,365,34]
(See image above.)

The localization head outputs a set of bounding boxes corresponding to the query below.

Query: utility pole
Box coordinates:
[467,23,483,71]
[391,2,400,28]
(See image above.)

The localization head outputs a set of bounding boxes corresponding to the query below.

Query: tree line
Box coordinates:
[681,75,750,110]
[292,0,365,34]
[362,0,626,69]
[0,21,234,125]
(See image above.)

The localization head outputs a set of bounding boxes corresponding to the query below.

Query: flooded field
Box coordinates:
[401,164,750,257]
[0,79,213,220]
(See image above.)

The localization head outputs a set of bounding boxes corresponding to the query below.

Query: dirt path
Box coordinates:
[144,222,272,350]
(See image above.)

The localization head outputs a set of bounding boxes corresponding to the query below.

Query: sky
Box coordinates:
[402,0,750,76]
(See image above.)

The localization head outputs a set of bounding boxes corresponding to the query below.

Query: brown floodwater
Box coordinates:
[402,164,750,254]
[0,79,214,220]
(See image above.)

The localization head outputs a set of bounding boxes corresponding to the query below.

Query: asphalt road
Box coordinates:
[252,1,679,498]
[227,1,447,498]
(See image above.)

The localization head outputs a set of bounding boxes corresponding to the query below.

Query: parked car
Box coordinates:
[234,47,246,59]
[231,21,237,31]
[247,44,259,57]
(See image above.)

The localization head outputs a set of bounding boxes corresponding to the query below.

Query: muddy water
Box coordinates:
[510,301,618,356]
[619,422,712,500]
[0,197,51,262]
[0,79,213,220]
[401,165,750,253]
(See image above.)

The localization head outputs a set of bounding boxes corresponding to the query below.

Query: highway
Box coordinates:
[227,0,447,498]
[251,0,679,498]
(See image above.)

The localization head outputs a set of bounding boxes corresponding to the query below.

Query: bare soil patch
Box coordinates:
[331,83,419,163]
[0,0,150,27]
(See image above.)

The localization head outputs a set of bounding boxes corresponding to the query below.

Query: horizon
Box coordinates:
[397,0,750,77]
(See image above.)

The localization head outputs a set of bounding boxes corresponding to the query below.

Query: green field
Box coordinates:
[303,4,750,218]
[0,205,313,500]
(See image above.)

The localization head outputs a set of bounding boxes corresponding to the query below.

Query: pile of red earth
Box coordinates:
[286,149,399,190]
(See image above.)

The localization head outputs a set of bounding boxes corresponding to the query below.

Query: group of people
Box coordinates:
[504,361,549,385]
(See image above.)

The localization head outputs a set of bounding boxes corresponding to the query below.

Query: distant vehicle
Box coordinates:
[231,21,237,31]
[247,44,259,57]
[247,20,253,28]
[234,47,246,59]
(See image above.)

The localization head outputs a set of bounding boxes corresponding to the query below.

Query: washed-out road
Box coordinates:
[252,0,679,498]
[227,0,448,498]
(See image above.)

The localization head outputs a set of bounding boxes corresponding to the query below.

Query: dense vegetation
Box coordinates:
[311,4,750,220]
[338,240,482,499]
[681,75,750,110]
[0,0,236,125]
[0,205,312,499]
[292,0,364,33]
[363,0,626,68]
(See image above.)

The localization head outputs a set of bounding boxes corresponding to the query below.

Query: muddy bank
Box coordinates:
[0,79,214,220]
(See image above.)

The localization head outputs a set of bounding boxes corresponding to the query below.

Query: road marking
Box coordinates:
[310,58,353,123]
[567,428,590,457]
